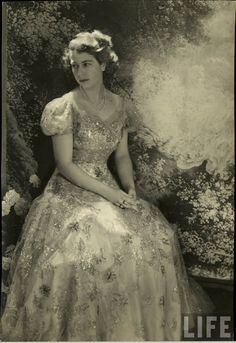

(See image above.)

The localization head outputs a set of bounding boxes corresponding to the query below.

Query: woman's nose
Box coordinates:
[77,70,86,80]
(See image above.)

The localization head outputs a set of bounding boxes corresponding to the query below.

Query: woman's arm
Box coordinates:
[52,133,137,207]
[114,128,136,196]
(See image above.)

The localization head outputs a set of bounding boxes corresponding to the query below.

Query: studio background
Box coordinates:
[2,0,234,318]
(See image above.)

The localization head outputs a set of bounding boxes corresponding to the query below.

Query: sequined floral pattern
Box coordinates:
[1,90,214,341]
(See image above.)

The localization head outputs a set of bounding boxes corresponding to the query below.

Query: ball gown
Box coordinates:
[1,89,214,341]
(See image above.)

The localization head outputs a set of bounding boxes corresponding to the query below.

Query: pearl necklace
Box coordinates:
[80,87,106,112]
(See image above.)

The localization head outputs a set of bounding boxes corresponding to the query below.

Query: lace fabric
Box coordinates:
[1,90,214,341]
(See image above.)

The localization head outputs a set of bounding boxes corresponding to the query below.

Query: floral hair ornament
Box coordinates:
[91,30,113,50]
[91,31,119,63]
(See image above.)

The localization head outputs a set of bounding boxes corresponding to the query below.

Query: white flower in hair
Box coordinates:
[110,51,119,63]
[70,32,99,50]
[91,30,113,47]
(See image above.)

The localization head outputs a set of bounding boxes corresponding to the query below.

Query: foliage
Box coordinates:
[7,1,83,150]
[175,170,234,279]
[129,130,234,279]
[6,108,38,194]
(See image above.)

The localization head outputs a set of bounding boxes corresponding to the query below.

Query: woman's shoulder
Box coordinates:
[108,90,123,101]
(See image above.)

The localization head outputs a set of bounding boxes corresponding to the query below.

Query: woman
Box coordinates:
[1,30,213,341]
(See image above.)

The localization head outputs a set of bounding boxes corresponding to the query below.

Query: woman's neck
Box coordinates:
[79,83,105,106]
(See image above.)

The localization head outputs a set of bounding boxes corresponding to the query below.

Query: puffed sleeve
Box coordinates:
[40,96,73,136]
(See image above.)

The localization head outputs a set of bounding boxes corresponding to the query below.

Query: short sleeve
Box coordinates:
[40,96,73,136]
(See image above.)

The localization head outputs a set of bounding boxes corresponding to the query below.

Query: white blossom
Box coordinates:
[29,174,40,188]
[3,189,20,207]
[2,201,11,216]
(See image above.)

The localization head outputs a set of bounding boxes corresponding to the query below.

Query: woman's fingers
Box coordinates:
[114,190,139,209]
[115,202,125,209]
[121,192,137,205]
[115,200,136,210]
[119,200,138,210]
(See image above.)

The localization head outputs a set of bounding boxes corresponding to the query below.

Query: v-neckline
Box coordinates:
[70,88,124,127]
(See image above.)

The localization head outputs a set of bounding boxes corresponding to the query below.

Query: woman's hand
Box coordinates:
[104,187,138,210]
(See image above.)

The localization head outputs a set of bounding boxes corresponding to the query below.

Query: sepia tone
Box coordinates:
[1,1,234,341]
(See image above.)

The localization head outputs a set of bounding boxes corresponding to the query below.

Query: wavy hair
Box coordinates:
[62,30,119,69]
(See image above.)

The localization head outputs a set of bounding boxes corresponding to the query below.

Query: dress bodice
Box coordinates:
[40,90,128,187]
[71,92,125,165]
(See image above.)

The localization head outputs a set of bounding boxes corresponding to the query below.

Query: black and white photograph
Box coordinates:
[1,1,234,341]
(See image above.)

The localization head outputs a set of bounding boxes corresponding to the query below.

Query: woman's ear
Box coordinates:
[101,63,106,71]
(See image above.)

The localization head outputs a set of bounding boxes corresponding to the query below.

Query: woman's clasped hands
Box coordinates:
[105,187,139,210]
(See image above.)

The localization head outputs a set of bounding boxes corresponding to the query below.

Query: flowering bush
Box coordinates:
[1,186,32,219]
[129,129,234,279]
[2,190,20,216]
[1,178,40,298]
[2,110,41,255]
[175,170,234,279]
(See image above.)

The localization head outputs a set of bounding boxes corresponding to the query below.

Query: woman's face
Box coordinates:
[70,51,105,89]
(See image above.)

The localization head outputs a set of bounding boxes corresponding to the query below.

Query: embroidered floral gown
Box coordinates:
[1,89,213,341]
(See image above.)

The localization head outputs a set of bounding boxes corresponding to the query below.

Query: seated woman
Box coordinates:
[1,30,214,341]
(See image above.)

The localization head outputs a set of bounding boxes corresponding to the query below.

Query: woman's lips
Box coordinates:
[79,79,89,82]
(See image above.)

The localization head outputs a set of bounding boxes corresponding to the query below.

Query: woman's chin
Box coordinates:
[78,81,92,89]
